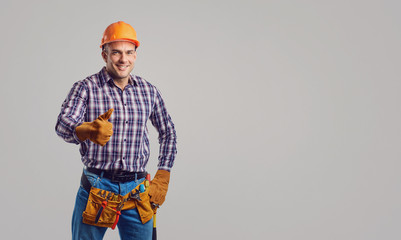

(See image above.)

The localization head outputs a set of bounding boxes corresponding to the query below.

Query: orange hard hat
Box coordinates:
[100,21,140,48]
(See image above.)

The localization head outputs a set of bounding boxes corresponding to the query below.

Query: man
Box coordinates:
[55,21,177,240]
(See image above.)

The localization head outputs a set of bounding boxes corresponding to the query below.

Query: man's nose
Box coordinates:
[119,53,128,63]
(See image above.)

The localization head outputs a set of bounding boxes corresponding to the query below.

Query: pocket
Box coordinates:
[82,187,121,228]
[83,170,100,187]
[135,187,154,224]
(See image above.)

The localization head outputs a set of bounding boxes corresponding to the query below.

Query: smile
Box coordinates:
[117,65,129,70]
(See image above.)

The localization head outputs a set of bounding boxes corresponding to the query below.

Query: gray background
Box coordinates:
[1,0,400,239]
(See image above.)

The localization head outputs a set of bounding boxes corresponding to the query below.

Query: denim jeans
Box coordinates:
[71,169,153,240]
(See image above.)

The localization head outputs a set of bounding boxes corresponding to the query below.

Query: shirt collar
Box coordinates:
[99,67,138,87]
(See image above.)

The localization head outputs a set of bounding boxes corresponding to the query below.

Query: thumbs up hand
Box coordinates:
[75,109,114,146]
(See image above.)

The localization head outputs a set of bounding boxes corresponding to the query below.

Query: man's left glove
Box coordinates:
[148,170,170,208]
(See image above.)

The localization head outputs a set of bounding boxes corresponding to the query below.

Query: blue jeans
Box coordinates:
[72,170,153,240]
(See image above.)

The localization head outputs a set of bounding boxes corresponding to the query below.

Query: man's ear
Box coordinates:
[101,51,107,63]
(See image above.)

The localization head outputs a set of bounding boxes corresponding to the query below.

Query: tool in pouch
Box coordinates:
[80,172,154,229]
[94,191,113,224]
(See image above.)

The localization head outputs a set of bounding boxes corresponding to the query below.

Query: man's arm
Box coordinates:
[55,81,88,144]
[149,88,178,171]
[148,87,177,208]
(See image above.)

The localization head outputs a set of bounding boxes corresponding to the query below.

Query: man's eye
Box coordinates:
[112,52,119,55]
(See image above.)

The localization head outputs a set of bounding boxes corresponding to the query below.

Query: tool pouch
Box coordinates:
[82,187,121,228]
[133,188,154,224]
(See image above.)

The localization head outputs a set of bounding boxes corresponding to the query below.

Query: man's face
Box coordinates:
[102,41,137,82]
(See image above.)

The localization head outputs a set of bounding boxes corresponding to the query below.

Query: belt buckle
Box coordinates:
[110,170,121,182]
[111,171,131,182]
[110,173,117,182]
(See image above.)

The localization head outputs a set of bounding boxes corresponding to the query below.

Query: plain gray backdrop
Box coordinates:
[1,0,400,239]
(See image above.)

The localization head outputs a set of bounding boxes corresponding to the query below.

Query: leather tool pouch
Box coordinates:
[81,177,154,228]
[131,188,154,224]
[82,187,121,228]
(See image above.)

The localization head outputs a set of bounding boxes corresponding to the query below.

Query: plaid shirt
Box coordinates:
[55,67,177,172]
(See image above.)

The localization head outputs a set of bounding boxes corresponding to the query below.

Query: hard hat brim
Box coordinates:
[100,39,140,48]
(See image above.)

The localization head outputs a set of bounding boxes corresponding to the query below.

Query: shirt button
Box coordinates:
[125,121,128,124]
[124,139,127,142]
[123,157,125,160]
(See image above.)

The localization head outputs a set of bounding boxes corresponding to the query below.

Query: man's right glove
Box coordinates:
[75,109,114,146]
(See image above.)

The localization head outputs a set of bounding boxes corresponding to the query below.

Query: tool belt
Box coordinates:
[81,172,154,228]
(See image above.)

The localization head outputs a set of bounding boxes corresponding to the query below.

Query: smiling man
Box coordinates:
[55,21,177,240]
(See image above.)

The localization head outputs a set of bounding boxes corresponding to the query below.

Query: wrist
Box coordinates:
[154,169,170,183]
[75,122,92,141]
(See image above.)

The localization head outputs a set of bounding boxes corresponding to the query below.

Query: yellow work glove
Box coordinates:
[149,170,170,208]
[75,109,114,146]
